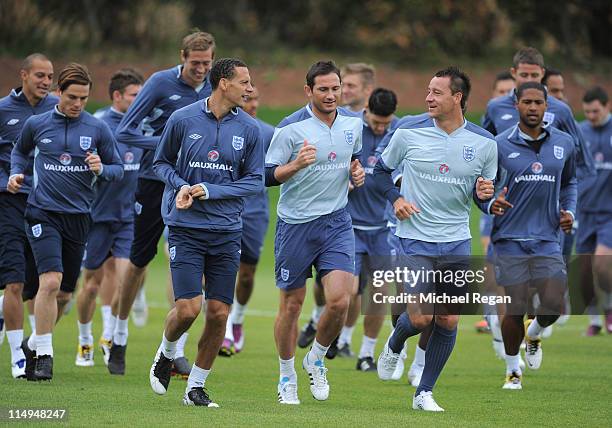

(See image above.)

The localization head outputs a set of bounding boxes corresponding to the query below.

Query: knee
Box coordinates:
[326,295,350,315]
[238,271,255,290]
[282,296,303,320]
[83,280,100,298]
[175,300,200,324]
[409,313,433,330]
[206,302,229,326]
[593,258,609,281]
[5,283,23,296]
[435,314,459,330]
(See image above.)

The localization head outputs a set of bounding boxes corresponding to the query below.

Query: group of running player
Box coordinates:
[0,29,610,411]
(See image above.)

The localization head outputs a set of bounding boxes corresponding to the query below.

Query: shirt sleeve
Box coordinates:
[560,144,577,215]
[473,141,502,214]
[97,121,124,181]
[115,77,161,151]
[265,126,294,167]
[10,117,35,176]
[556,110,595,179]
[482,103,498,136]
[152,114,190,191]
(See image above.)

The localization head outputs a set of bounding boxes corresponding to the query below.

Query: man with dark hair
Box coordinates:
[148,58,263,407]
[483,82,576,389]
[221,83,275,355]
[492,71,515,98]
[109,30,216,376]
[9,62,124,381]
[543,68,566,102]
[74,68,144,367]
[339,88,398,371]
[577,86,612,336]
[374,66,497,411]
[0,53,56,379]
[341,63,376,113]
[265,60,364,404]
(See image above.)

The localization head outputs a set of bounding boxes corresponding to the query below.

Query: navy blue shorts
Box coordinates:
[83,221,134,270]
[0,193,38,295]
[167,226,241,304]
[274,209,355,291]
[25,205,91,293]
[240,212,269,265]
[576,211,612,254]
[130,178,165,268]
[493,240,566,287]
[355,228,393,294]
[398,238,471,296]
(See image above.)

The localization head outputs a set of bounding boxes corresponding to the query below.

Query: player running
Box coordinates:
[266,60,365,404]
[220,83,274,355]
[74,69,144,367]
[345,88,398,371]
[10,63,123,381]
[108,31,215,376]
[483,82,576,389]
[0,53,56,379]
[374,67,497,411]
[576,87,612,335]
[148,58,263,407]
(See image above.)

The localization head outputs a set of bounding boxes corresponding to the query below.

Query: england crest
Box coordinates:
[463,146,475,162]
[553,145,564,160]
[134,202,143,215]
[32,224,42,238]
[281,268,290,282]
[542,112,555,128]
[344,130,354,145]
[232,135,244,150]
[80,136,92,150]
[169,246,176,261]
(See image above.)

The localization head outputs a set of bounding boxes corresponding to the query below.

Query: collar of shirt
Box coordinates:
[176,65,207,93]
[109,106,125,116]
[53,104,82,122]
[202,96,239,120]
[518,127,548,142]
[432,117,467,136]
[305,103,340,129]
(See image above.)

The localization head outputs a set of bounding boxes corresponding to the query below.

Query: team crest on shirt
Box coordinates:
[169,246,176,261]
[281,268,290,282]
[232,136,244,151]
[134,202,143,215]
[344,130,354,145]
[463,146,475,162]
[439,163,450,174]
[59,153,72,165]
[328,151,337,162]
[531,162,543,174]
[542,112,555,128]
[31,224,42,238]
[208,150,220,162]
[79,136,92,150]
[553,145,564,160]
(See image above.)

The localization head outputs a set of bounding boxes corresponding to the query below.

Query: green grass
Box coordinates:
[1,107,609,426]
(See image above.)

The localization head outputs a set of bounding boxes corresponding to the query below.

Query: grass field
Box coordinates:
[1,107,610,426]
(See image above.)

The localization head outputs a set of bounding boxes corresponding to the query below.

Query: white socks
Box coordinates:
[28,334,36,351]
[311,305,325,325]
[230,303,247,325]
[6,329,25,364]
[175,333,188,358]
[279,356,297,382]
[160,333,178,359]
[338,325,355,347]
[103,315,117,342]
[505,353,521,375]
[306,339,329,364]
[412,344,426,368]
[358,335,377,359]
[36,333,53,357]
[113,318,129,346]
[78,321,93,346]
[186,364,210,392]
[527,319,544,339]
[225,316,234,341]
